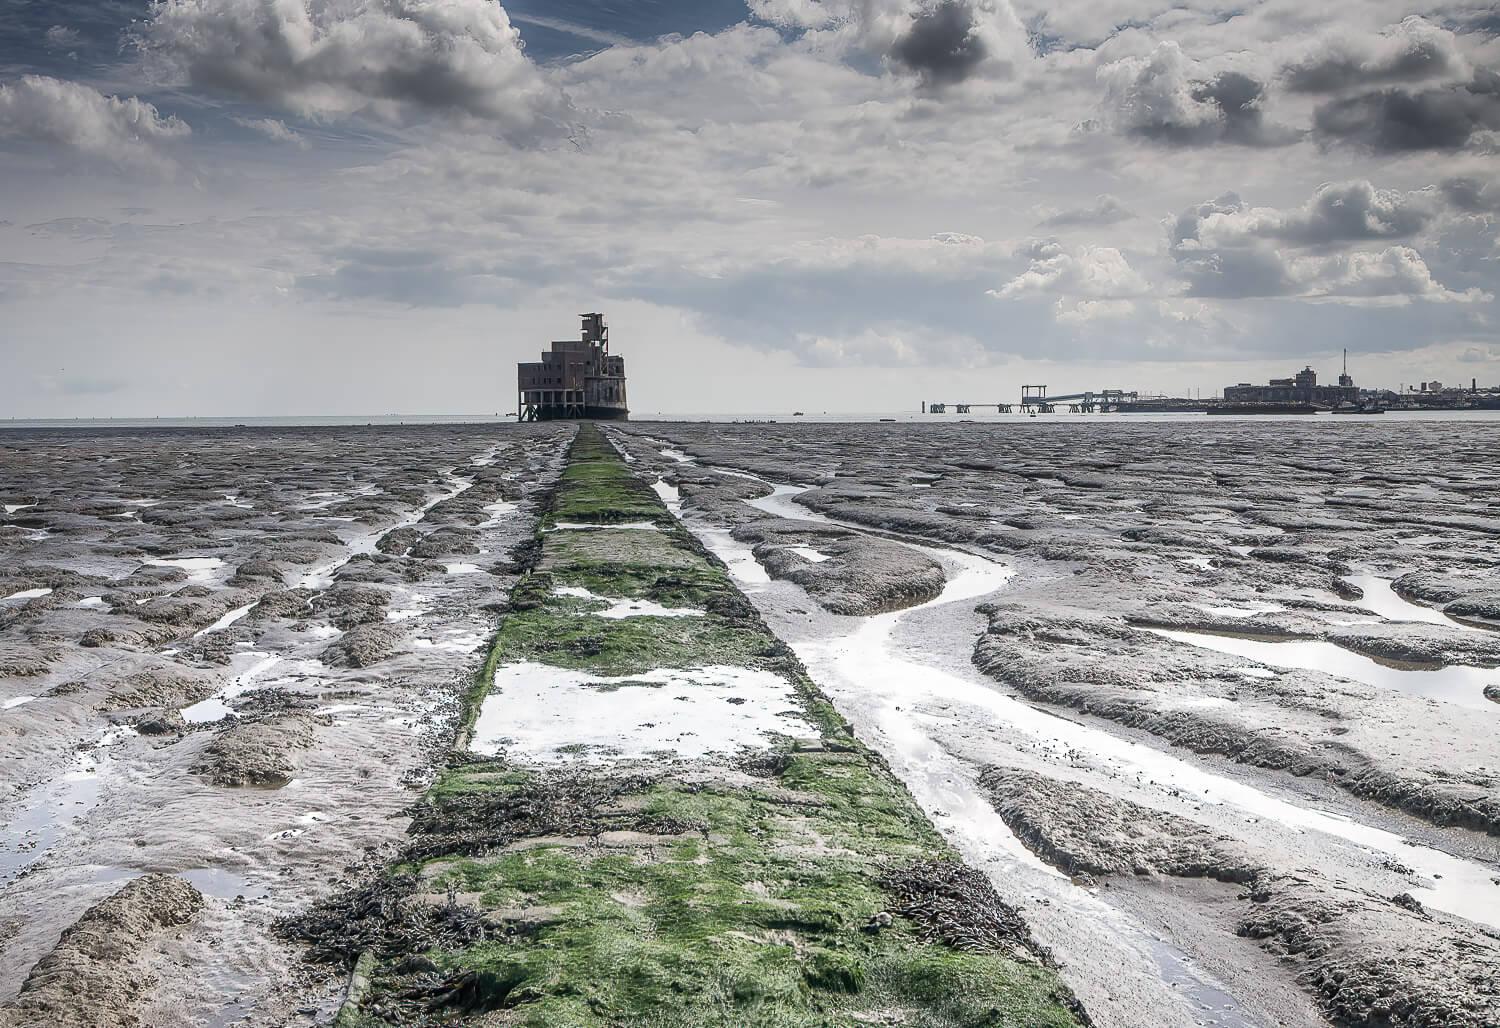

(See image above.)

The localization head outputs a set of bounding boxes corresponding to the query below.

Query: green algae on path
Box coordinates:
[284,425,1089,1028]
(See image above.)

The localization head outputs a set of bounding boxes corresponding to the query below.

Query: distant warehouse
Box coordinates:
[516,312,629,421]
[1223,365,1357,407]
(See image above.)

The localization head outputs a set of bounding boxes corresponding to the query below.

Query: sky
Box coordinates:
[1,0,1498,417]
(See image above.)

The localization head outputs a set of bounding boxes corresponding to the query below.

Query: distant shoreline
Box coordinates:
[5,409,1500,430]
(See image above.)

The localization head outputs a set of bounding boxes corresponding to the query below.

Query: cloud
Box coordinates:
[747,0,842,30]
[1282,17,1469,93]
[25,216,113,239]
[1441,175,1500,213]
[137,0,568,134]
[1312,71,1500,151]
[1457,344,1500,363]
[1299,246,1490,303]
[891,2,987,86]
[1054,298,1134,324]
[1098,43,1295,147]
[44,25,83,51]
[795,325,967,366]
[1171,180,1440,250]
[57,374,127,395]
[0,75,190,168]
[296,247,499,306]
[232,116,309,148]
[1038,193,1133,227]
[1169,191,1488,304]
[992,239,1149,299]
[749,0,1026,86]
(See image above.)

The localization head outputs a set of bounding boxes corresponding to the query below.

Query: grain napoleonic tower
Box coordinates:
[517,312,629,421]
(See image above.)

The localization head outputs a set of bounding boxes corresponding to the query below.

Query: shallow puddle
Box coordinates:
[195,602,256,637]
[0,729,129,887]
[296,473,472,589]
[413,630,487,652]
[181,866,269,900]
[471,662,813,763]
[1198,602,1286,618]
[651,478,681,510]
[548,520,661,532]
[1343,574,1474,630]
[479,500,517,528]
[180,652,285,723]
[145,556,226,583]
[553,585,702,619]
[1146,628,1498,710]
[787,545,832,563]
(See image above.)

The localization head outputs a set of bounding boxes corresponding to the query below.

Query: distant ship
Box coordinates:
[1207,403,1319,415]
[516,313,629,421]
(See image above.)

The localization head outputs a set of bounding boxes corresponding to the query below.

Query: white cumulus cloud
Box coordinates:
[0,75,190,169]
[137,0,567,134]
[993,240,1150,300]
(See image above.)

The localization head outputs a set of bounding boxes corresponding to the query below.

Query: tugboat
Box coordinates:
[1330,400,1386,415]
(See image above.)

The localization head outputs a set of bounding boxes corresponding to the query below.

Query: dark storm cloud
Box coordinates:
[891,2,986,86]
[1269,181,1437,246]
[1450,10,1500,37]
[1282,18,1467,93]
[1134,71,1291,147]
[1312,71,1500,151]
[1101,46,1297,149]
[1441,175,1500,213]
[1189,71,1288,146]
[1173,244,1297,299]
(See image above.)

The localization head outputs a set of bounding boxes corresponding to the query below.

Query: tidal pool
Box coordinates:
[1146,628,1498,710]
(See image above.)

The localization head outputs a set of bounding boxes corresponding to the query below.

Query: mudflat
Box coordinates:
[2,418,1497,1027]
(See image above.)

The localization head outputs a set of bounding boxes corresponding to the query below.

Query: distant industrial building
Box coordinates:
[516,312,629,421]
[1223,365,1358,407]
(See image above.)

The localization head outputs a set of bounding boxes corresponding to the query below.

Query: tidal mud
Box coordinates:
[0,424,569,1023]
[0,872,203,1027]
[6,417,1497,1026]
[613,420,1500,1028]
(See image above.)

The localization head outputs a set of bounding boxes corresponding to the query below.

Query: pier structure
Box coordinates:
[1033,388,1140,413]
[923,402,1014,414]
[923,387,1144,414]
